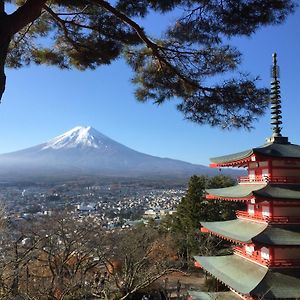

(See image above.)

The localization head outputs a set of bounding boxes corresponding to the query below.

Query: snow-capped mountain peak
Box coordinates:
[0,125,227,178]
[42,126,109,150]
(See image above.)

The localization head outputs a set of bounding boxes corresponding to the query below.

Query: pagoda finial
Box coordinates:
[270,52,282,137]
[267,53,289,144]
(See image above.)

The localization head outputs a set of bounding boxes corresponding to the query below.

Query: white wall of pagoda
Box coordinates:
[245,159,300,183]
[237,244,300,267]
[241,200,300,223]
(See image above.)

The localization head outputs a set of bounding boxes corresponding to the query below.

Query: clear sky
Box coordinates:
[2,6,300,165]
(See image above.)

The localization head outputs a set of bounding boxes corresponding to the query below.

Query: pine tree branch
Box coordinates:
[0,2,5,16]
[92,0,201,90]
[9,0,47,35]
[43,6,96,32]
[43,5,96,54]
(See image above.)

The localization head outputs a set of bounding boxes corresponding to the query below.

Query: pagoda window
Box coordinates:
[261,247,270,260]
[262,205,270,217]
[258,161,268,167]
[249,161,268,168]
[249,162,258,168]
[245,245,254,255]
[249,170,256,181]
[248,204,255,216]
[262,168,269,180]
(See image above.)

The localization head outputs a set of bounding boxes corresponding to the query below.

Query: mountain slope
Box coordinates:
[0,126,230,178]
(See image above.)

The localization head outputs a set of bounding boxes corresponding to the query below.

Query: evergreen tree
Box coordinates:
[163,175,242,263]
[0,1,296,128]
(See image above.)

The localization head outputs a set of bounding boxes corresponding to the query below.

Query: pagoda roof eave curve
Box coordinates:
[206,184,266,199]
[201,219,300,245]
[201,219,267,244]
[210,142,300,166]
[210,149,254,167]
[206,183,300,200]
[194,255,300,299]
[255,225,300,245]
[194,255,267,295]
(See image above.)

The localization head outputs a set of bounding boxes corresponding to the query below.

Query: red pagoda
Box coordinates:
[189,54,300,300]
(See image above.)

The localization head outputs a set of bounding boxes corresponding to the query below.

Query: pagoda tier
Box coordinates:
[209,141,300,185]
[194,255,300,299]
[200,219,300,268]
[192,54,300,300]
[209,142,300,169]
[206,184,300,224]
[200,220,300,245]
[206,184,300,201]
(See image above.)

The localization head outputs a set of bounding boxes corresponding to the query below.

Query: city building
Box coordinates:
[190,54,300,299]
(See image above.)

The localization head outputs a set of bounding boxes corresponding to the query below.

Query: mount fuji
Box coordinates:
[0,126,222,178]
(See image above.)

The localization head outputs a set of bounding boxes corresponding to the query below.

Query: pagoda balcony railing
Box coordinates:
[266,216,300,224]
[270,259,300,268]
[234,247,300,267]
[239,175,266,183]
[234,247,268,266]
[236,210,266,221]
[238,175,300,184]
[237,211,300,224]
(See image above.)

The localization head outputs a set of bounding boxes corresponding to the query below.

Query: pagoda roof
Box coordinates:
[206,183,300,200]
[201,219,267,243]
[201,219,300,245]
[206,184,266,199]
[254,184,300,199]
[210,141,300,166]
[194,255,300,299]
[188,291,240,300]
[255,225,300,245]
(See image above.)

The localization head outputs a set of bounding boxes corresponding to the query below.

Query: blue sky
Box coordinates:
[2,5,300,165]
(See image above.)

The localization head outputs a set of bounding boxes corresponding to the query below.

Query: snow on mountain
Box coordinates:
[42,126,109,150]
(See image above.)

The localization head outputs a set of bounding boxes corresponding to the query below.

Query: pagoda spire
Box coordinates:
[271,53,282,137]
[267,53,289,144]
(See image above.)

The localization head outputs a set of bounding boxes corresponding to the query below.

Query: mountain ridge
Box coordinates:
[0,126,237,179]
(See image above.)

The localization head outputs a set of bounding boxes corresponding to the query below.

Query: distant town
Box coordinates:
[0,177,187,229]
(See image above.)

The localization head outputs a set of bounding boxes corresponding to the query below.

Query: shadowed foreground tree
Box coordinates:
[0,213,105,299]
[0,213,181,299]
[100,225,181,300]
[0,0,297,128]
[162,175,244,264]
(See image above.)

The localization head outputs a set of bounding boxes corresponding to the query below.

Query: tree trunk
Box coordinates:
[11,241,20,297]
[0,40,10,101]
[0,13,11,101]
[0,0,46,100]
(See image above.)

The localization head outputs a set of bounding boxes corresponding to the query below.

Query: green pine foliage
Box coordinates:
[162,175,244,262]
[1,1,296,127]
[175,175,240,226]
